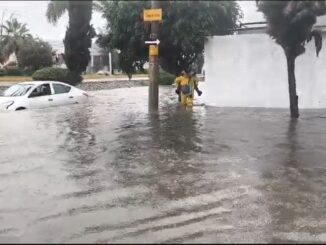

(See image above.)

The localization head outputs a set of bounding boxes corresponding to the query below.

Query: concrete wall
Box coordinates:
[202,33,326,108]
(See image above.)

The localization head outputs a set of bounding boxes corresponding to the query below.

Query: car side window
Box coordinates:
[29,84,52,98]
[53,83,71,94]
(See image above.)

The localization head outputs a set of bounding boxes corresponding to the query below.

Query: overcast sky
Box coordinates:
[0,1,264,41]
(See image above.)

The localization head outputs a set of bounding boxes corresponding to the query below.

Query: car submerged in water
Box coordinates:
[0,81,89,111]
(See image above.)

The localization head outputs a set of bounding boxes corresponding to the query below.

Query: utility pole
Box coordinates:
[148,0,160,111]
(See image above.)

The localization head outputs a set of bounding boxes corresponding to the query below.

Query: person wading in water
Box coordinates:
[175,71,202,107]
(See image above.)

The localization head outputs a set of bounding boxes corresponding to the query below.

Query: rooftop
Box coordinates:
[237,15,326,34]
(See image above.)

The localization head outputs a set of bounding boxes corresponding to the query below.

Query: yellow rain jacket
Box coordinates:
[175,75,189,87]
[175,75,197,107]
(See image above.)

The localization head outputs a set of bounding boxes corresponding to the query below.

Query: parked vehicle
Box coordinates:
[0,81,89,111]
[96,70,110,75]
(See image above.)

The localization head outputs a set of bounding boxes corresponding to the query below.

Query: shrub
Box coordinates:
[5,67,24,76]
[159,71,175,85]
[23,68,35,76]
[17,38,53,72]
[136,69,148,75]
[0,69,5,76]
[32,67,82,85]
[4,61,17,68]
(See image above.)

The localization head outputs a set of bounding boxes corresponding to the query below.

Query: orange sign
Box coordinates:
[149,45,158,56]
[143,9,162,22]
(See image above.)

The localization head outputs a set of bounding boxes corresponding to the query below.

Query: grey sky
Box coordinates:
[238,0,264,22]
[0,1,263,41]
[0,1,106,41]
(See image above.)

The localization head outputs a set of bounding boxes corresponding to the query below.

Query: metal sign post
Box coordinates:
[144,1,161,111]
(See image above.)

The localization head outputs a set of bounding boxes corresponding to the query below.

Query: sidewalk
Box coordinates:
[0,82,18,86]
[83,75,149,83]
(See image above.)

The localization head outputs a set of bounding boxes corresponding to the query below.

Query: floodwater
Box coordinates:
[1,86,326,243]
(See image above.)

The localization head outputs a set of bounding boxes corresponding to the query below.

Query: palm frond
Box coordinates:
[46,0,69,25]
[308,30,322,57]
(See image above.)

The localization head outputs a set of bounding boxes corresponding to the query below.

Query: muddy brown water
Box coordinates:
[1,87,326,243]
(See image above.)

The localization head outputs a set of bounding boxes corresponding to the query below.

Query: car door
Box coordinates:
[27,83,53,109]
[51,83,75,107]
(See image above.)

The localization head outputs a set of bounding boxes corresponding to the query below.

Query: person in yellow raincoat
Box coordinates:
[190,71,202,98]
[175,71,202,107]
[174,71,186,101]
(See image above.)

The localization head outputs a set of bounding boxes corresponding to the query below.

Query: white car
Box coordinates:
[96,70,110,75]
[0,81,89,111]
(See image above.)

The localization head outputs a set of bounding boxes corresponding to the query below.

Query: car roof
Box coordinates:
[19,81,72,86]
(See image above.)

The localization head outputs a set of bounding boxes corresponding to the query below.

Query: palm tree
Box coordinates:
[0,17,32,64]
[46,1,69,25]
[257,1,326,118]
[0,11,14,64]
[46,0,95,78]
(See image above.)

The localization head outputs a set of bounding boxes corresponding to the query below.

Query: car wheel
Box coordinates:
[15,107,26,111]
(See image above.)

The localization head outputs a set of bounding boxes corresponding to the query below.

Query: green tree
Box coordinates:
[0,38,5,64]
[17,38,53,73]
[0,11,14,64]
[0,17,32,63]
[95,1,242,76]
[159,1,242,75]
[46,0,95,79]
[257,1,326,118]
[95,1,149,78]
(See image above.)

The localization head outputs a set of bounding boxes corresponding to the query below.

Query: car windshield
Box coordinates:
[0,84,33,97]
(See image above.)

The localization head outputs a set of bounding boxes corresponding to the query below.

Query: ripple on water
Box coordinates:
[1,87,326,243]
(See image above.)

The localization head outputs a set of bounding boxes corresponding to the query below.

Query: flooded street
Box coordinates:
[1,86,326,243]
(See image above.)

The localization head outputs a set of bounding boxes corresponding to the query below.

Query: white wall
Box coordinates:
[203,33,326,108]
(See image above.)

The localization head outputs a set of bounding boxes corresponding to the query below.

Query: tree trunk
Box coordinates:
[286,53,299,118]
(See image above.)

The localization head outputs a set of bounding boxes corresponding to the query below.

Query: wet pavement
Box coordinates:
[1,86,326,243]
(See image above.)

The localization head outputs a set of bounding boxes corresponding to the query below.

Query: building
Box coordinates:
[0,52,17,68]
[202,16,326,109]
[46,39,112,74]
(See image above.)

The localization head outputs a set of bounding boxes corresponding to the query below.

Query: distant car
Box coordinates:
[0,81,89,111]
[96,70,110,75]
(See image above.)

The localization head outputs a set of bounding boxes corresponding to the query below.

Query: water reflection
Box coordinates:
[286,118,299,166]
[55,105,103,192]
[149,107,204,200]
[263,118,326,243]
[268,119,302,242]
[109,103,204,202]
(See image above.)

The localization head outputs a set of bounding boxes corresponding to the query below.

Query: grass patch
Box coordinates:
[0,76,33,82]
[83,73,148,80]
[82,73,108,80]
